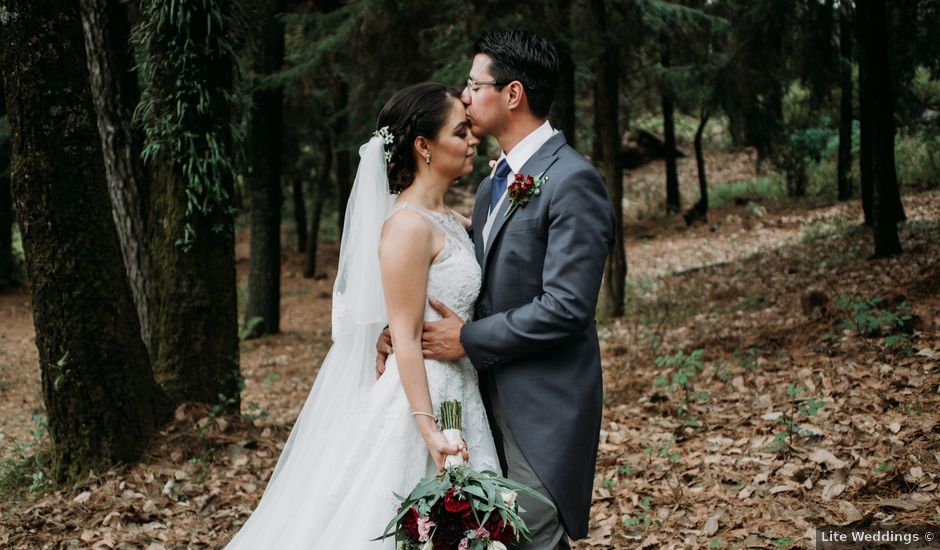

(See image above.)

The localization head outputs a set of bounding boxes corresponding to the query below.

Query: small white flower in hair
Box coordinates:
[374,126,395,145]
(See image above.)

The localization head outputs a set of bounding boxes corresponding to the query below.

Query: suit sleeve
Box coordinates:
[460,167,616,370]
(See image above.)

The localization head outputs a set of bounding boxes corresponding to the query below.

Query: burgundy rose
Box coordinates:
[485,513,514,545]
[400,506,421,541]
[444,488,471,513]
[432,513,467,550]
[460,507,479,529]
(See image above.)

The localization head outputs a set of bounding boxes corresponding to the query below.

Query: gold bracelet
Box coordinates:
[411,411,436,420]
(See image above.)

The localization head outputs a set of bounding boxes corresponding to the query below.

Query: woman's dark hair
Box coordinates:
[473,30,559,118]
[377,83,460,193]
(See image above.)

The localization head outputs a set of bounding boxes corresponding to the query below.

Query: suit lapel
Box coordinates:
[481,132,567,279]
[472,175,492,266]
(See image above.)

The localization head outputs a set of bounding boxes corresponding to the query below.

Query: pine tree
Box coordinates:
[242,0,287,339]
[591,0,626,318]
[856,0,903,257]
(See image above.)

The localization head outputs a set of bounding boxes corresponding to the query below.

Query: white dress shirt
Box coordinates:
[482,120,557,248]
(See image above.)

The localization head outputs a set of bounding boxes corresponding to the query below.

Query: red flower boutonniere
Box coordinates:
[505,171,548,217]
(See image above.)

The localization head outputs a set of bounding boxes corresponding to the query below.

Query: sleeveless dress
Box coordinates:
[225,202,499,549]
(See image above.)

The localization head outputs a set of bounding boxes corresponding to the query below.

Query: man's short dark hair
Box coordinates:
[473,31,560,118]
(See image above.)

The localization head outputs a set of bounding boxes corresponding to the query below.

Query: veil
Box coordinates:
[331,135,396,340]
[270,134,395,480]
[225,134,395,548]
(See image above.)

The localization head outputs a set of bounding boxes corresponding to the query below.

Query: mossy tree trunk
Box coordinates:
[137,0,241,409]
[0,0,168,482]
[243,0,286,339]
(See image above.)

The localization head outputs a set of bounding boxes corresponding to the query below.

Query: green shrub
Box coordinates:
[711,175,787,207]
[896,131,940,189]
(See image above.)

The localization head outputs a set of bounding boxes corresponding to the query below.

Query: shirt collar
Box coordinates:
[497,120,556,175]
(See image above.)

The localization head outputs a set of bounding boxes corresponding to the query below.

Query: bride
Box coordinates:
[224,83,500,549]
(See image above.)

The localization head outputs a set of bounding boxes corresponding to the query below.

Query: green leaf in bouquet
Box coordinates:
[461,483,488,500]
[479,478,501,507]
[407,477,441,500]
[483,474,557,510]
[376,505,412,541]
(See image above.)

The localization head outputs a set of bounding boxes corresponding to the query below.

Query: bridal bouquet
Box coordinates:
[377,401,554,550]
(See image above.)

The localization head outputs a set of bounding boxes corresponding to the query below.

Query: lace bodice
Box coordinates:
[387,202,482,324]
[384,202,492,467]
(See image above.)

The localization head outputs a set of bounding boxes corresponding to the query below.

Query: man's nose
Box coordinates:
[460,87,471,105]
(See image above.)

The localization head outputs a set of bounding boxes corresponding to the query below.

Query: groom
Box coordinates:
[381,31,615,549]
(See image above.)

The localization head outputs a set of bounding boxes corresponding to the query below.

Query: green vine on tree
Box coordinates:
[132,0,243,251]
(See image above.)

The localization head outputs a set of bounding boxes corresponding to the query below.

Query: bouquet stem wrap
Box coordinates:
[443,429,465,467]
[440,400,464,467]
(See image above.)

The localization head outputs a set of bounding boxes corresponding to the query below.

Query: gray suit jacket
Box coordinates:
[460,132,615,539]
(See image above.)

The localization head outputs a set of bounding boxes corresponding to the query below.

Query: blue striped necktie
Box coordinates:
[490,159,512,213]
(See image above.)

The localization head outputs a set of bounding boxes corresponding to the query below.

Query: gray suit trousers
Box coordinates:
[486,374,570,550]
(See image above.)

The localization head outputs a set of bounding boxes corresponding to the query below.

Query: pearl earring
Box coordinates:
[425,154,431,165]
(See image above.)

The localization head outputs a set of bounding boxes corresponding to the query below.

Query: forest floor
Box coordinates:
[1,152,939,549]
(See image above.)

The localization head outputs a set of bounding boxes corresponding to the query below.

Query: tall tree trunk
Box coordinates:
[335,148,352,235]
[592,0,626,318]
[837,3,854,201]
[303,177,327,279]
[547,0,576,149]
[865,0,903,257]
[856,2,875,226]
[660,34,681,214]
[555,45,577,149]
[333,81,352,234]
[304,135,331,278]
[243,0,286,339]
[79,0,152,349]
[0,90,12,287]
[685,109,711,225]
[292,177,307,253]
[591,75,604,165]
[0,0,168,482]
[283,100,307,253]
[138,1,241,408]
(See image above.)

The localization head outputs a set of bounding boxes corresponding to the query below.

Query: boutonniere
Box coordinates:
[505,171,548,217]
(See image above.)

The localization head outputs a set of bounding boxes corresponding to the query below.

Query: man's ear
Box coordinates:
[506,81,526,111]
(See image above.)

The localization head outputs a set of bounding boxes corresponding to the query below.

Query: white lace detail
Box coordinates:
[386,202,490,463]
[388,202,481,322]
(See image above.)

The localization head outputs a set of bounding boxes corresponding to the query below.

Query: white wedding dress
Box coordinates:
[225,182,500,547]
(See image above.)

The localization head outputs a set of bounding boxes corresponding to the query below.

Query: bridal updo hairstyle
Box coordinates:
[377,83,461,193]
